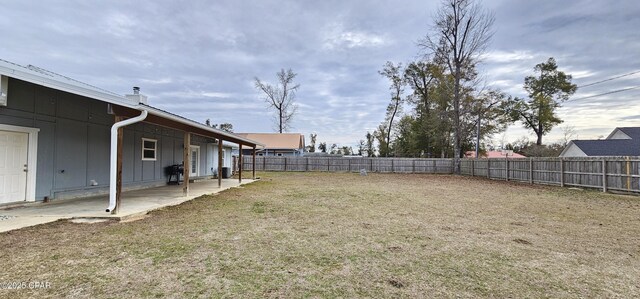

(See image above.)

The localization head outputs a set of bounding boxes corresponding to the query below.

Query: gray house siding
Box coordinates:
[0,78,218,201]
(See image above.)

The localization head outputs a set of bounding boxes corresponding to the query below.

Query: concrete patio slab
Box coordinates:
[0,178,256,233]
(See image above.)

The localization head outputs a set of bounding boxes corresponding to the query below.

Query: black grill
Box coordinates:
[165,164,184,185]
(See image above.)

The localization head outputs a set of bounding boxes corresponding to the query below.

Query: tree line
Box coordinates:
[249,0,578,167]
[361,0,576,171]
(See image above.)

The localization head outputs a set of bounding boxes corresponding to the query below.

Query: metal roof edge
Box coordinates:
[0,59,263,147]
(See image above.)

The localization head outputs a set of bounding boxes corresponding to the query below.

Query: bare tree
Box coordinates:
[560,125,576,147]
[421,0,494,173]
[254,69,299,133]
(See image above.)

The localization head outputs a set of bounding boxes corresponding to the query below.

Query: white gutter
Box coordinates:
[106,110,148,213]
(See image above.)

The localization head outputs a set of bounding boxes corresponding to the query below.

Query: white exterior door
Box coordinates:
[0,130,28,203]
[190,146,200,177]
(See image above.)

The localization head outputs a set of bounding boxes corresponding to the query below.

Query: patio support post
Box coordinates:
[252,147,256,179]
[107,110,147,214]
[239,144,243,183]
[114,116,124,214]
[183,132,190,196]
[218,139,223,188]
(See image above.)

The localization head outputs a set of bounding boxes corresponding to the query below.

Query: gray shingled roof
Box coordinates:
[572,139,640,156]
[617,127,640,139]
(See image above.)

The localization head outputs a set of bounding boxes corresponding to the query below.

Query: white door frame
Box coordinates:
[189,145,200,177]
[0,124,39,202]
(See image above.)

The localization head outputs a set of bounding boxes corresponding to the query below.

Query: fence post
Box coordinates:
[433,160,437,174]
[471,159,475,176]
[602,159,607,192]
[451,158,454,174]
[487,159,491,179]
[391,159,395,173]
[529,158,533,184]
[348,158,351,172]
[506,158,509,181]
[370,158,373,172]
[412,159,415,173]
[626,156,631,190]
[327,158,330,172]
[306,157,309,172]
[284,157,287,171]
[560,158,564,187]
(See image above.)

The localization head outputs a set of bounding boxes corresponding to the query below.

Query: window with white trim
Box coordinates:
[142,138,157,161]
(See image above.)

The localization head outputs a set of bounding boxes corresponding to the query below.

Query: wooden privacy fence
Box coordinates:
[242,156,454,174]
[460,157,640,193]
[242,156,640,194]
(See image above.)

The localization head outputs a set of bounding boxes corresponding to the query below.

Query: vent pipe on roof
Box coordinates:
[126,86,147,105]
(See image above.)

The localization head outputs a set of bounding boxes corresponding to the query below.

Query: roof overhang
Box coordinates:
[0,59,263,148]
[110,104,262,147]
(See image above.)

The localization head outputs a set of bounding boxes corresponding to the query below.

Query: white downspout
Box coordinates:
[106,110,148,213]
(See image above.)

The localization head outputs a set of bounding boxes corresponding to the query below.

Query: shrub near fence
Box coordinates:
[243,156,640,194]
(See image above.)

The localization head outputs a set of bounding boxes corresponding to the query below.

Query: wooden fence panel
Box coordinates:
[242,156,640,194]
[349,158,371,172]
[264,157,286,171]
[489,160,506,180]
[242,156,264,171]
[564,158,602,188]
[508,159,530,182]
[283,157,306,171]
[413,159,433,173]
[329,158,349,172]
[532,158,560,185]
[307,158,327,172]
[391,158,412,173]
[474,159,488,177]
[371,159,392,173]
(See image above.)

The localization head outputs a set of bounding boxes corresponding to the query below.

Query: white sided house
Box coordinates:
[0,59,261,212]
[560,127,640,157]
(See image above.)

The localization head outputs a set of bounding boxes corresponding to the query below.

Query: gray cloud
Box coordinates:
[1,0,639,146]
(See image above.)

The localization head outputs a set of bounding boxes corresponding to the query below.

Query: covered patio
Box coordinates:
[0,178,256,233]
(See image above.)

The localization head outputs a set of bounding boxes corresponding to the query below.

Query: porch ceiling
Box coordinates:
[111,104,263,148]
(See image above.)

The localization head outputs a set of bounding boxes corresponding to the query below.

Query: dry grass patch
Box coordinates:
[1,172,639,298]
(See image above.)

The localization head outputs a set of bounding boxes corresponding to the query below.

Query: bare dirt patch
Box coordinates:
[0,172,639,298]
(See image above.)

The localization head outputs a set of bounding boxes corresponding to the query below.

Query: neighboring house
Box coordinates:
[560,127,640,157]
[0,59,260,207]
[235,133,305,156]
[464,151,526,158]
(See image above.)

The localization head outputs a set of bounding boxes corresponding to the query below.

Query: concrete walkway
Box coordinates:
[0,178,256,233]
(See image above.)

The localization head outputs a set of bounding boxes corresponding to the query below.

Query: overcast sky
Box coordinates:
[2,0,639,147]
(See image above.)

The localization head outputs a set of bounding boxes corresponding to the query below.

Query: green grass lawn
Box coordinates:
[1,172,639,298]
